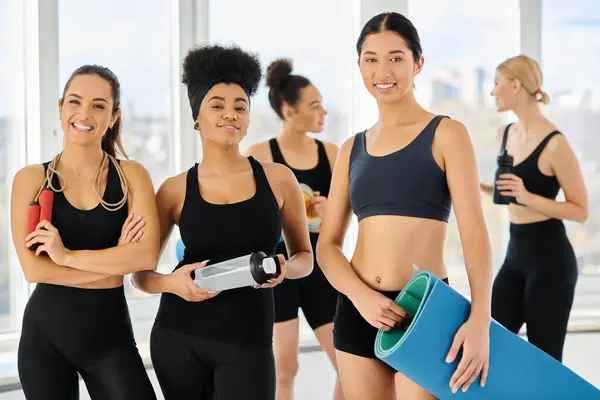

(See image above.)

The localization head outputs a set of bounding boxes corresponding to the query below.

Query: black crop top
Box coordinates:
[269,138,331,233]
[42,160,128,251]
[502,123,562,201]
[269,138,331,198]
[349,115,452,222]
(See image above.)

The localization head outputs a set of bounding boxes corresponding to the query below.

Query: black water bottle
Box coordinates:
[493,151,515,205]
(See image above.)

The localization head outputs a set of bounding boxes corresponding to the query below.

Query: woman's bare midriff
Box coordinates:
[69,275,124,289]
[350,216,448,291]
[508,203,553,225]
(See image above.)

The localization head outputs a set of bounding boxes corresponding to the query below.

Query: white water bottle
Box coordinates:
[194,251,281,291]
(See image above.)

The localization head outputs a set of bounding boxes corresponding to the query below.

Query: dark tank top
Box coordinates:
[155,156,282,347]
[349,115,452,222]
[502,124,562,200]
[42,159,128,251]
[269,138,331,235]
[269,138,332,198]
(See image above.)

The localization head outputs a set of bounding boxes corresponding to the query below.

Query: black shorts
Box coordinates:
[333,277,449,359]
[274,233,338,330]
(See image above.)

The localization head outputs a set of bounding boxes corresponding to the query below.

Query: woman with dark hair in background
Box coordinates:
[317,12,492,399]
[481,55,588,362]
[247,58,342,400]
[132,44,313,400]
[12,65,158,399]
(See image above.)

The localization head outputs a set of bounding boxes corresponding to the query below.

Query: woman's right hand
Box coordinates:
[167,261,221,302]
[351,288,408,332]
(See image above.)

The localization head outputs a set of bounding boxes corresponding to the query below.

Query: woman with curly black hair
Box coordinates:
[132,44,313,400]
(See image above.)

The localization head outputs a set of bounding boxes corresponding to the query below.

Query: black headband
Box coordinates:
[187,77,251,122]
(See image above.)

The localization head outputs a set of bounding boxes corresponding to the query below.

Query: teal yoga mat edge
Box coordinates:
[374,270,439,359]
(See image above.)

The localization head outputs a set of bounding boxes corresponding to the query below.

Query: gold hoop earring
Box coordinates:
[194,122,199,130]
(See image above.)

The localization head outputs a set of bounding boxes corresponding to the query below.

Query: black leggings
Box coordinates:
[151,324,275,400]
[18,284,156,400]
[492,219,577,362]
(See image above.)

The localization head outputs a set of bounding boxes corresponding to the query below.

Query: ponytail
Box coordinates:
[101,114,127,159]
[537,90,551,105]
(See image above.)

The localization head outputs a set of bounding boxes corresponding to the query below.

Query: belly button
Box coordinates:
[376,276,381,284]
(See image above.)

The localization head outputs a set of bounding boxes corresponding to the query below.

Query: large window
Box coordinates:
[58,0,176,298]
[542,0,600,324]
[209,0,354,151]
[409,0,520,295]
[0,0,27,336]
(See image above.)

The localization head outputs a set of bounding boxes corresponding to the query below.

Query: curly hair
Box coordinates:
[183,44,262,121]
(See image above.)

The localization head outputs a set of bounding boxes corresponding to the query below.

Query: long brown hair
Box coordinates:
[52,65,129,211]
[61,65,128,158]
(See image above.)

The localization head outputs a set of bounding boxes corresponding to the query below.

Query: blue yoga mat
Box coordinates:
[176,238,185,262]
[374,270,600,399]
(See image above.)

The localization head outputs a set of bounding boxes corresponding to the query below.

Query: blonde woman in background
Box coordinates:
[481,55,588,362]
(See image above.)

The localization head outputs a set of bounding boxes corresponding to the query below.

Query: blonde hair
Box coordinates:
[497,55,550,105]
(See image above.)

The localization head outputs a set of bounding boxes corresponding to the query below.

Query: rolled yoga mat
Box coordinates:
[374,270,600,399]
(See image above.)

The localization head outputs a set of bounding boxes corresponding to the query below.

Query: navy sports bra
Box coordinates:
[349,115,452,222]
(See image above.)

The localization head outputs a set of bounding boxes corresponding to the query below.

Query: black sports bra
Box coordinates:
[501,123,562,201]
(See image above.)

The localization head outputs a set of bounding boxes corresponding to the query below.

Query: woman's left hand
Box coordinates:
[309,191,328,218]
[118,213,145,245]
[446,316,490,393]
[25,220,71,265]
[496,173,532,204]
[253,254,286,289]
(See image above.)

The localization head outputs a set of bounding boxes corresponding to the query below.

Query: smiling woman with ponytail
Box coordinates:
[62,65,128,159]
[11,64,159,399]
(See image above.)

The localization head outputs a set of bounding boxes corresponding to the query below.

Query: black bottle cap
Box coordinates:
[250,251,281,284]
